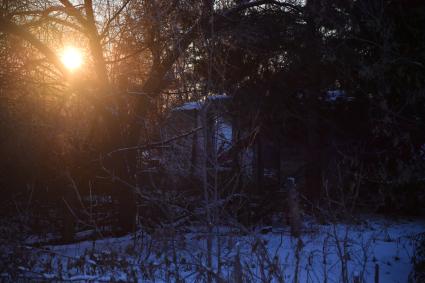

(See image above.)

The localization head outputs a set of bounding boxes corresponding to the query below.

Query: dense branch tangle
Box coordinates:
[0,0,302,96]
[0,0,303,163]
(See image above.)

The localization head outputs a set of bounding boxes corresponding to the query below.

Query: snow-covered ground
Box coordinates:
[2,216,424,282]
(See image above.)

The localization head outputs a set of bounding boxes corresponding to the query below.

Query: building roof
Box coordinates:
[172,94,231,111]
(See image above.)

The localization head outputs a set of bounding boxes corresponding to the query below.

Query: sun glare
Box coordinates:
[61,47,83,71]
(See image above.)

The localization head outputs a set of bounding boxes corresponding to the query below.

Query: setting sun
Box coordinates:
[60,47,83,71]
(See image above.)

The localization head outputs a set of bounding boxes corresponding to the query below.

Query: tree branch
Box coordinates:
[83,0,109,87]
[100,0,131,40]
[23,16,85,34]
[222,0,302,16]
[108,126,203,156]
[0,17,67,76]
[58,0,88,26]
[138,0,302,97]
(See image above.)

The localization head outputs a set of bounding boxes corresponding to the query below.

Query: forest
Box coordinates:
[0,0,425,282]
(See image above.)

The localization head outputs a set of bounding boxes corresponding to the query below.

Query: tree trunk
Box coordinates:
[286,177,301,237]
[253,133,264,194]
